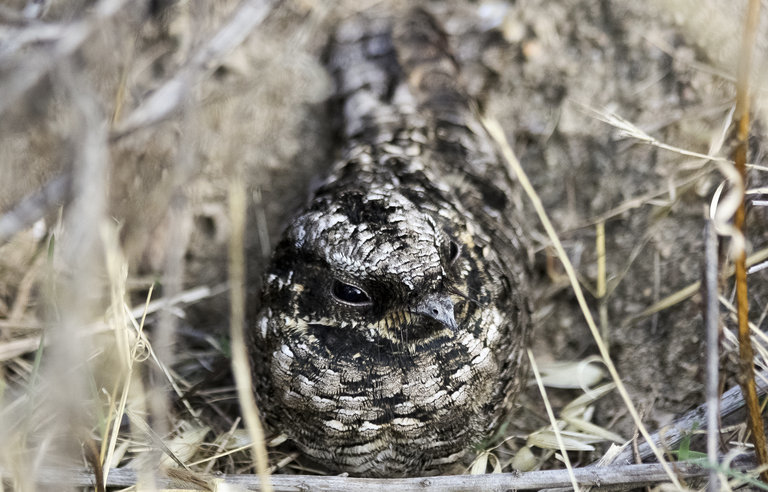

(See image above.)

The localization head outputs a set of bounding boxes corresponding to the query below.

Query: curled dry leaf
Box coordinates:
[533,359,607,390]
[510,445,537,472]
[527,429,598,452]
[561,383,617,416]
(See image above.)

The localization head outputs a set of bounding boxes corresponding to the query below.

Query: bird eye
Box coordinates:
[331,279,371,305]
[448,240,461,265]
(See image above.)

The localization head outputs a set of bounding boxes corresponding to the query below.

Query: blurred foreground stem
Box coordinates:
[733,0,768,483]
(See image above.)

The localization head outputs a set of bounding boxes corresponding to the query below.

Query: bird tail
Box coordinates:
[393,8,472,122]
[326,8,478,144]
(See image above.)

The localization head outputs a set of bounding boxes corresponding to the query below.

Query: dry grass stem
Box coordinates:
[111,0,275,140]
[595,221,608,347]
[704,220,721,491]
[528,349,580,491]
[626,246,768,324]
[0,0,130,116]
[731,0,768,481]
[585,105,734,163]
[100,226,138,489]
[482,114,682,488]
[228,181,272,491]
[566,168,710,231]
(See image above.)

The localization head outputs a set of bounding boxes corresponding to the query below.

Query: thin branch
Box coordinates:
[0,174,71,245]
[0,0,130,116]
[704,220,721,491]
[110,0,275,140]
[7,457,758,492]
[624,246,768,325]
[229,181,272,491]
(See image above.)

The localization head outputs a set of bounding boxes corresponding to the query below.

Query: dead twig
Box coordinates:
[0,174,71,246]
[623,246,768,325]
[7,456,759,491]
[0,0,130,116]
[0,284,226,363]
[111,0,275,140]
[703,220,721,491]
[732,0,768,482]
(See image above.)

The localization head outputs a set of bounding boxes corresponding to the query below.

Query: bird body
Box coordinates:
[250,8,531,477]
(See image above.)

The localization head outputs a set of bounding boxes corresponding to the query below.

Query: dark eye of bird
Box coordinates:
[448,240,460,265]
[331,279,371,305]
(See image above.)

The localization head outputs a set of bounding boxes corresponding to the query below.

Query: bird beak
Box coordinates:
[413,293,458,332]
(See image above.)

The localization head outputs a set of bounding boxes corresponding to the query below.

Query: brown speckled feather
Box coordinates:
[249,8,531,477]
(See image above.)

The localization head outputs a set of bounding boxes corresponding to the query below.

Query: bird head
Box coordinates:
[258,187,477,350]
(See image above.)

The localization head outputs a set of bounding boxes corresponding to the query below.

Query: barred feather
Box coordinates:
[250,8,531,477]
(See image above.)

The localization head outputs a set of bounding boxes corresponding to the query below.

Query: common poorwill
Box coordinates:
[250,8,532,477]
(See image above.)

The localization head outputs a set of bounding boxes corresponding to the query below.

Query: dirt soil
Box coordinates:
[2,0,768,480]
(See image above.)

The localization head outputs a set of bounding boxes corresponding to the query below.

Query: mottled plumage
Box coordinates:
[250,8,531,477]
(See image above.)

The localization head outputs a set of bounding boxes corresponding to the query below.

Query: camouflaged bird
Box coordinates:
[250,8,532,477]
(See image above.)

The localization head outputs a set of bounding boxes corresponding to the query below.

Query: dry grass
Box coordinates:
[1,0,768,490]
